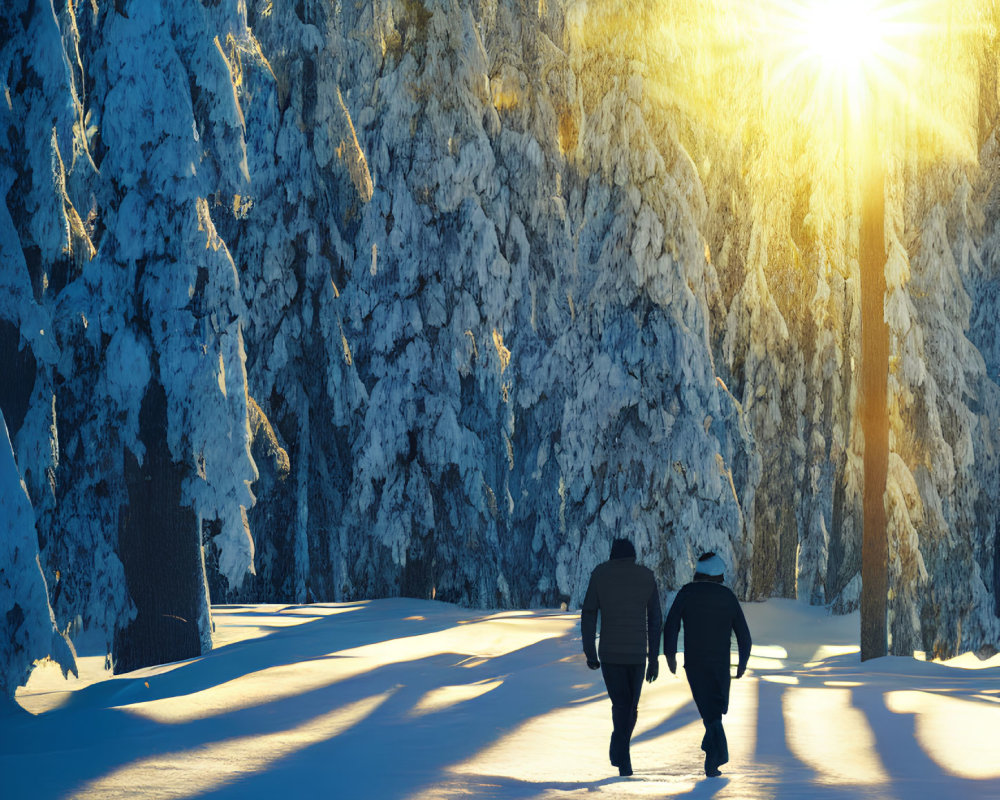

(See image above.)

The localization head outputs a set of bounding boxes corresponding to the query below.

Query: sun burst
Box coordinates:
[758,0,979,162]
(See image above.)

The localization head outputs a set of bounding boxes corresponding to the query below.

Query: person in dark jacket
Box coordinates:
[582,538,662,777]
[662,552,751,777]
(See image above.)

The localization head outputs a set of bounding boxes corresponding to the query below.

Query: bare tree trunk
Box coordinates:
[113,379,206,673]
[859,122,888,661]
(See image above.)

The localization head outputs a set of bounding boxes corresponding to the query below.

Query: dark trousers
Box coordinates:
[601,662,645,768]
[684,662,730,772]
[684,661,730,721]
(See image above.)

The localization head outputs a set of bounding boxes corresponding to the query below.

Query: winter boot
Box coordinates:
[702,719,729,777]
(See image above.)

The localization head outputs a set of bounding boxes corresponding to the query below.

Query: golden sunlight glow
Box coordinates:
[804,644,861,667]
[755,0,974,164]
[761,674,800,684]
[26,603,1000,800]
[766,0,908,123]
[746,642,789,671]
[119,612,569,725]
[448,686,698,788]
[73,690,393,800]
[116,657,374,724]
[611,0,989,202]
[886,690,1000,779]
[97,608,569,727]
[784,687,890,784]
[802,0,884,71]
[443,668,759,795]
[409,679,503,717]
[753,644,790,659]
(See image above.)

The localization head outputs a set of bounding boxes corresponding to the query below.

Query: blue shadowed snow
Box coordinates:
[5,598,1000,800]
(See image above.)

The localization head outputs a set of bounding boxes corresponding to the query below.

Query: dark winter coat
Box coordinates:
[662,580,752,669]
[582,556,661,665]
[662,580,752,721]
[663,581,751,720]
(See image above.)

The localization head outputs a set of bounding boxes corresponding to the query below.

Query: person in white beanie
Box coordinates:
[662,552,752,777]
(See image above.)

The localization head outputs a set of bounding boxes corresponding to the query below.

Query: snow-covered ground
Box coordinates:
[4,598,1000,800]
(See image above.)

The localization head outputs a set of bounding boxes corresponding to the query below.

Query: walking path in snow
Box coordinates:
[5,598,1000,800]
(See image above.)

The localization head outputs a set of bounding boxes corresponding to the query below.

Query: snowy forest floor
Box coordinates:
[4,599,1000,800]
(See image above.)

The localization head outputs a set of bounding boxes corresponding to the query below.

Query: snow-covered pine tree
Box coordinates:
[0,0,133,667]
[0,409,75,705]
[88,1,258,671]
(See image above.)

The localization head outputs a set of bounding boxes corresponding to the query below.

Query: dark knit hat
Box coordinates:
[694,551,725,582]
[610,538,636,559]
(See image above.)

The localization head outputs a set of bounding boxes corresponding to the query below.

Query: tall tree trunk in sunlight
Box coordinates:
[859,124,889,662]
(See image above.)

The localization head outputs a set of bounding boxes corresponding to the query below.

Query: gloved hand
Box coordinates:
[666,656,677,675]
[735,665,746,679]
[645,659,659,683]
[587,658,601,670]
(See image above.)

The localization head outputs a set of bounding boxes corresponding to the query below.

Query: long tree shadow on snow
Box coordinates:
[752,677,865,800]
[851,682,1000,800]
[187,625,599,799]
[4,602,557,798]
[41,598,473,714]
[752,654,1000,800]
[13,612,1000,800]
[19,609,586,800]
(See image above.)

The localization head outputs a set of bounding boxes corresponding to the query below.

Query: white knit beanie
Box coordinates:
[695,552,725,578]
